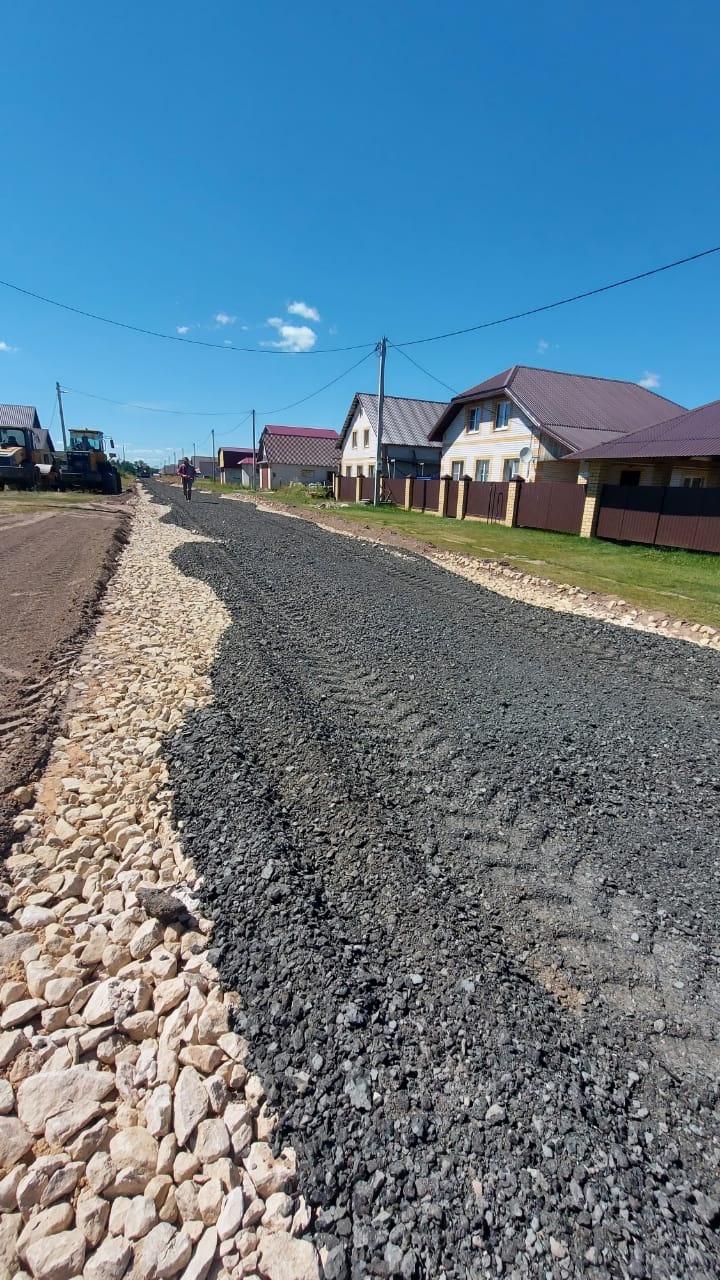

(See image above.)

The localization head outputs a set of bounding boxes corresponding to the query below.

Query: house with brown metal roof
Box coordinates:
[569,399,720,489]
[256,425,340,490]
[429,366,685,485]
[218,446,257,486]
[338,393,447,479]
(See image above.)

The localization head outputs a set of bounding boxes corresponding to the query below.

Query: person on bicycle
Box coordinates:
[177,457,197,501]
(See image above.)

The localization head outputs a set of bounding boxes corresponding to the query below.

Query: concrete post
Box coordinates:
[404,476,412,510]
[505,479,521,527]
[333,474,340,500]
[579,462,604,538]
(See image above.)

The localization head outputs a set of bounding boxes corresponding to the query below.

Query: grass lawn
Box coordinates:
[256,488,720,629]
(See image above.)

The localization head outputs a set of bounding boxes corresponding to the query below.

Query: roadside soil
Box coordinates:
[152,481,720,1279]
[0,495,132,858]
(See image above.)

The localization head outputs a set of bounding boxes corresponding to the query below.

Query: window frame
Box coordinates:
[494,401,512,432]
[351,430,358,449]
[451,460,464,481]
[363,428,370,448]
[502,457,521,481]
[474,458,491,482]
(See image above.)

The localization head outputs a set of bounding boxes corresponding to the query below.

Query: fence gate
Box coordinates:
[516,481,585,535]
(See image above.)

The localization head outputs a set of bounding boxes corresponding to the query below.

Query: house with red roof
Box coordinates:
[218,447,257,486]
[256,424,340,490]
[569,399,720,489]
[429,366,685,485]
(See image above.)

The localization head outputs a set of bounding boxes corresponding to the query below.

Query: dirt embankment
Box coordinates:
[0,497,132,858]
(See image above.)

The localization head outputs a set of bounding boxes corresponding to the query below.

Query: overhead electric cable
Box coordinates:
[259,349,376,417]
[393,244,720,347]
[0,276,372,354]
[60,386,250,415]
[387,342,458,394]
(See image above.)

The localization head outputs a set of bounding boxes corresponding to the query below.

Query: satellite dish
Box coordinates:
[519,447,532,461]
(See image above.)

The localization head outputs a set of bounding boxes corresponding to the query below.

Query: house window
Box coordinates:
[503,458,520,481]
[363,429,370,448]
[451,461,464,480]
[474,459,491,482]
[368,464,375,477]
[344,466,351,476]
[494,402,511,431]
[619,469,641,486]
[351,431,358,449]
[683,476,704,488]
[467,403,494,433]
[357,466,363,477]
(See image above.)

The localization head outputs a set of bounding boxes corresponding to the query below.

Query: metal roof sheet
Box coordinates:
[259,426,340,468]
[429,366,685,452]
[570,399,720,460]
[0,404,42,430]
[264,424,338,439]
[339,394,447,449]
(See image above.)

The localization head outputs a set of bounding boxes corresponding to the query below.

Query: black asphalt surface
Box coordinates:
[153,484,720,1280]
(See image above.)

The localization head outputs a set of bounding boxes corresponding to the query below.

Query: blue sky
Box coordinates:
[1,0,719,463]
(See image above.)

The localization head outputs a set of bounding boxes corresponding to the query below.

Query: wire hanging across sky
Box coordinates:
[3,241,720,359]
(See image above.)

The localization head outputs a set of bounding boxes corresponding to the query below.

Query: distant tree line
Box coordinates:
[117,460,159,477]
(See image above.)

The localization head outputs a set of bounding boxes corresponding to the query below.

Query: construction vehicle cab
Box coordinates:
[61,429,122,494]
[0,420,59,490]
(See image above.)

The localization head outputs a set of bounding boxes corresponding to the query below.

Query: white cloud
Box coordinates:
[537,339,549,353]
[263,318,317,352]
[328,324,338,336]
[214,312,236,326]
[287,300,321,322]
[0,340,18,353]
[176,325,189,335]
[638,371,661,389]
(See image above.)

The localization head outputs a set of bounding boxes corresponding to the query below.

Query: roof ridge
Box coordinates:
[512,364,683,401]
[357,391,447,404]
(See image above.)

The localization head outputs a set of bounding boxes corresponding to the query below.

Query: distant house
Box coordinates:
[218,447,256,486]
[191,454,215,478]
[429,366,685,484]
[256,425,340,490]
[570,399,720,488]
[338,393,446,479]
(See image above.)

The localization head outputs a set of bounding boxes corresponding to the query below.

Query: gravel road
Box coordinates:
[153,483,720,1279]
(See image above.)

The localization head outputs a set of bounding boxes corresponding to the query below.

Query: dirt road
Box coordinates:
[156,483,720,1278]
[0,500,129,855]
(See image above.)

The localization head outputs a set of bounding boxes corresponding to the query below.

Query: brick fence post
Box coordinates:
[579,463,603,538]
[404,477,412,509]
[438,476,449,517]
[355,476,363,504]
[458,476,470,520]
[505,479,521,527]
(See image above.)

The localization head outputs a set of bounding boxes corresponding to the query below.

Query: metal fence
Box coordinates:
[517,480,586,535]
[597,484,720,553]
[465,481,509,521]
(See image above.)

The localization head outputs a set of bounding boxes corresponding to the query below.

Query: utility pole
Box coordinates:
[55,382,69,454]
[251,410,257,490]
[373,337,387,506]
[211,429,216,481]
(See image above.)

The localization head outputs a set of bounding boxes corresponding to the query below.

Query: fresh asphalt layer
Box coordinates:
[151,483,720,1280]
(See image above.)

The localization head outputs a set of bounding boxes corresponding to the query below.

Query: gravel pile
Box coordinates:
[155,484,720,1280]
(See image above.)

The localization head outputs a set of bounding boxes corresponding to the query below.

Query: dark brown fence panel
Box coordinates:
[424,479,440,513]
[656,486,720,553]
[445,479,459,518]
[465,481,509,521]
[338,476,355,501]
[411,478,426,510]
[516,481,585,535]
[596,485,664,545]
[383,477,406,505]
[360,477,375,502]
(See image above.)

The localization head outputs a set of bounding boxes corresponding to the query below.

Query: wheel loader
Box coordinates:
[0,424,61,490]
[60,429,122,494]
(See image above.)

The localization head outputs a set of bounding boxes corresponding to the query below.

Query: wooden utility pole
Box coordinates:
[373,337,387,506]
[55,382,69,454]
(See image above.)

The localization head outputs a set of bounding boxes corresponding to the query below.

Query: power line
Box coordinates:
[387,341,458,394]
[216,412,253,441]
[394,243,720,347]
[60,386,250,415]
[0,276,373,355]
[258,348,376,417]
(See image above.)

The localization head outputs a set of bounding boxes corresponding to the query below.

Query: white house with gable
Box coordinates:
[338,393,447,478]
